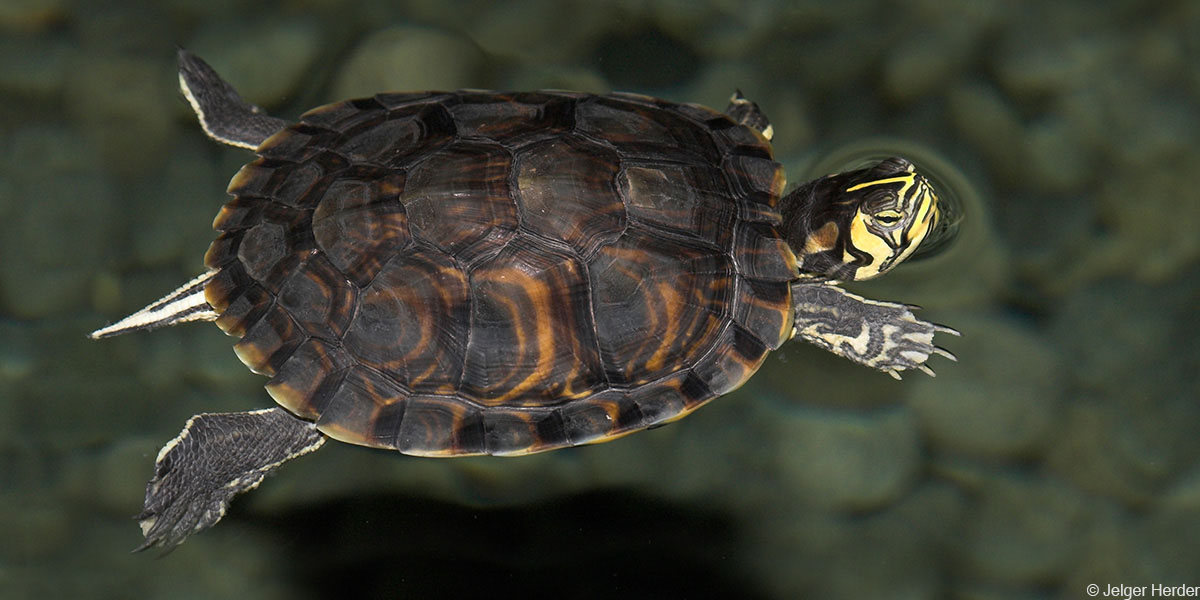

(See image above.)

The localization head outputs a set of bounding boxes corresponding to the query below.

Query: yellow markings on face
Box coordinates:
[803,221,840,255]
[842,171,941,280]
[844,175,915,193]
[846,211,892,279]
[892,179,939,265]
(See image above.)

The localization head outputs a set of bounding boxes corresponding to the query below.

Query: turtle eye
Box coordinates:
[872,210,903,227]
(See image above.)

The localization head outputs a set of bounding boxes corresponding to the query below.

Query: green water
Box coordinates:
[2,1,1198,598]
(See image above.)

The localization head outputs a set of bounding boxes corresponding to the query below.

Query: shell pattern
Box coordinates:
[203,91,798,456]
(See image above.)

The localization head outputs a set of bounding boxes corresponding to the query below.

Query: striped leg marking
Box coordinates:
[90,271,218,339]
[790,281,957,379]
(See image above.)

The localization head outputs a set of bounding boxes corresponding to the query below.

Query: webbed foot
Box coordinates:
[136,408,325,551]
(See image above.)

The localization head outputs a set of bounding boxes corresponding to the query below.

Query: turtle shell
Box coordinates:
[203,91,797,456]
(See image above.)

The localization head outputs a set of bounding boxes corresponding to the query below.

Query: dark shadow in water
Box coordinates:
[253,490,768,600]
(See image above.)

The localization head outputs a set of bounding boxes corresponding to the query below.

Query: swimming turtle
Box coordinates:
[92,50,956,549]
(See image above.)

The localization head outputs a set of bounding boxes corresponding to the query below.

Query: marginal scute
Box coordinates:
[372,91,452,111]
[266,338,355,419]
[256,127,320,162]
[316,366,406,448]
[710,115,773,149]
[203,233,240,272]
[689,323,770,398]
[724,154,785,202]
[213,279,270,337]
[669,101,726,126]
[225,162,278,198]
[232,306,302,376]
[482,408,567,456]
[627,371,693,426]
[210,197,263,232]
[225,157,328,211]
[575,96,674,144]
[734,222,799,281]
[388,394,484,456]
[575,95,722,163]
[448,92,577,144]
[299,98,385,130]
[732,276,793,350]
[203,265,236,315]
[557,389,623,445]
[376,103,458,169]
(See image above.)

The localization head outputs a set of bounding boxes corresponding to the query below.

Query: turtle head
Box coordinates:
[779,157,941,281]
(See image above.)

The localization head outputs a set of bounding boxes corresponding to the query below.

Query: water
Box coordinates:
[1,1,1198,598]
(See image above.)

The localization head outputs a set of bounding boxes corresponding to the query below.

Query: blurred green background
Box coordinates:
[1,1,1198,598]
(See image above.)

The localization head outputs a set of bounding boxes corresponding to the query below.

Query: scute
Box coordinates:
[207,90,795,456]
[462,237,605,406]
[587,227,732,386]
[311,169,409,285]
[275,252,357,340]
[514,136,626,256]
[401,141,517,262]
[575,95,723,163]
[342,248,469,394]
[445,91,577,144]
[618,163,738,249]
[236,222,288,282]
[265,337,353,419]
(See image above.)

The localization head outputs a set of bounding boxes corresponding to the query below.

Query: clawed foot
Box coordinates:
[879,307,960,380]
[791,283,959,379]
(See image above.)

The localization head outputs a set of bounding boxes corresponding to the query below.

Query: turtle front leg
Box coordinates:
[790,281,958,379]
[136,407,325,551]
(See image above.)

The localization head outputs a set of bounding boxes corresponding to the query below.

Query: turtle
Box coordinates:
[92,49,956,550]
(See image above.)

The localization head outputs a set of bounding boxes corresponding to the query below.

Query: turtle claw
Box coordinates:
[933,346,957,362]
[933,323,961,336]
[916,364,936,378]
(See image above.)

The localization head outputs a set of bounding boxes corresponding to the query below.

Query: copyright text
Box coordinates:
[1086,584,1200,599]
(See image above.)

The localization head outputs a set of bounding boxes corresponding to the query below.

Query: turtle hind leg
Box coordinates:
[176,48,288,150]
[790,281,958,379]
[135,407,325,551]
[89,271,217,339]
[724,90,773,140]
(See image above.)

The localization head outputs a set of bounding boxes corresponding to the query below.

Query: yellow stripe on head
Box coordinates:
[845,172,939,280]
[790,157,941,282]
[845,174,916,193]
